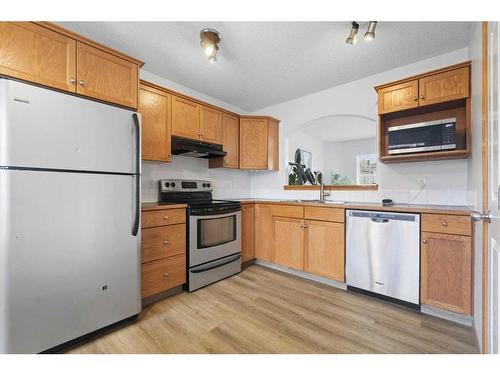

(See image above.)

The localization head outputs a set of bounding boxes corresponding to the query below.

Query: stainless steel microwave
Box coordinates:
[387,118,457,155]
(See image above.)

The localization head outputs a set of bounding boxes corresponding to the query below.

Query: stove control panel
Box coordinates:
[159,179,213,192]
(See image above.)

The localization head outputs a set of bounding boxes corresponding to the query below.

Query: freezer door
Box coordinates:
[0,79,137,174]
[0,170,141,353]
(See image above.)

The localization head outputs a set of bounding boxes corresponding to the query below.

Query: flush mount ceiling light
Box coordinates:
[200,28,222,63]
[345,22,359,45]
[346,21,378,45]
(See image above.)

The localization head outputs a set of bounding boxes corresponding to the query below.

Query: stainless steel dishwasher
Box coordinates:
[346,210,420,308]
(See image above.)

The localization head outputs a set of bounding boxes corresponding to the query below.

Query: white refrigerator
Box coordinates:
[0,79,142,353]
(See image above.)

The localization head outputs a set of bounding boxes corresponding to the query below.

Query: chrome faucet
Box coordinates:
[317,172,330,203]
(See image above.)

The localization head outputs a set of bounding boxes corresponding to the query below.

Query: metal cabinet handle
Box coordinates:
[420,95,424,99]
[163,240,169,245]
[413,96,418,101]
[441,221,448,227]
[70,78,76,84]
[79,80,85,86]
[422,239,428,244]
[164,216,169,220]
[164,273,168,278]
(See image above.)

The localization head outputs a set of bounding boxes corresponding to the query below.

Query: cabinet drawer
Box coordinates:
[421,214,471,236]
[141,224,186,264]
[270,204,303,219]
[141,254,186,298]
[304,206,344,223]
[141,208,186,228]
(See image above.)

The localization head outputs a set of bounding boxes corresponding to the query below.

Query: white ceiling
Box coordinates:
[299,114,376,142]
[58,22,473,111]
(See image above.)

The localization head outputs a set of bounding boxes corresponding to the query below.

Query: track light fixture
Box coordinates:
[345,22,359,45]
[346,21,378,45]
[200,28,222,63]
[364,21,377,41]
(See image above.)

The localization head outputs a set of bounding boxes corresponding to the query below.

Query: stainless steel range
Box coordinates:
[159,179,241,291]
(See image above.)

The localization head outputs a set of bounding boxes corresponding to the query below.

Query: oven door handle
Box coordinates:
[190,254,241,274]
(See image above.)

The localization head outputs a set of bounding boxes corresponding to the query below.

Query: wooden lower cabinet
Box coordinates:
[304,220,345,282]
[141,207,187,299]
[141,255,186,299]
[420,231,472,315]
[272,216,304,270]
[255,204,273,262]
[141,223,186,263]
[241,204,255,262]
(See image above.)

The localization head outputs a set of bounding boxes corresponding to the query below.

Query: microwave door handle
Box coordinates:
[132,113,141,237]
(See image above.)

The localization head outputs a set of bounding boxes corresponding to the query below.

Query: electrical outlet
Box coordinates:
[148,178,156,188]
[418,178,427,189]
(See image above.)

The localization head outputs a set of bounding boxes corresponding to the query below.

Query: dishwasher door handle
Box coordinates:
[370,218,389,223]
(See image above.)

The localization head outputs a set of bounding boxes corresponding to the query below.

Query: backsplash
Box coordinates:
[141,157,252,202]
[142,157,476,208]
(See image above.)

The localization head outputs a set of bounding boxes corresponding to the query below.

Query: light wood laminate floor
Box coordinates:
[67,265,478,354]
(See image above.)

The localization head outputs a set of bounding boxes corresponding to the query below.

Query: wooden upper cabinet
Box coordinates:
[418,66,470,106]
[139,83,171,162]
[304,220,345,282]
[239,117,279,170]
[200,105,223,144]
[76,42,138,108]
[171,95,200,140]
[421,231,472,315]
[0,22,76,92]
[378,80,419,114]
[221,113,239,168]
[209,113,240,169]
[272,216,304,270]
[240,118,268,169]
[241,204,255,263]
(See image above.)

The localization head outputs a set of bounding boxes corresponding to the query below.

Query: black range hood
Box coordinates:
[171,136,227,159]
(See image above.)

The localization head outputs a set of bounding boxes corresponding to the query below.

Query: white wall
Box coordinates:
[140,70,252,202]
[467,22,484,351]
[324,138,377,182]
[249,48,476,206]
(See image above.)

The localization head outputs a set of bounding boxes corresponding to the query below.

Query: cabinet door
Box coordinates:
[418,66,470,106]
[0,22,76,92]
[171,95,200,140]
[378,80,419,114]
[139,84,171,162]
[76,42,138,108]
[421,232,472,315]
[241,204,255,262]
[267,119,279,171]
[255,205,272,262]
[239,118,268,169]
[272,216,304,270]
[200,105,223,144]
[304,220,344,281]
[222,113,239,168]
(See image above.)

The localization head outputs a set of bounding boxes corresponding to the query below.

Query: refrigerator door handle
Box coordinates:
[132,113,141,236]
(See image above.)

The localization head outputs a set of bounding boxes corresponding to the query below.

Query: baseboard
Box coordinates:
[421,305,473,327]
[254,259,347,290]
[141,285,184,307]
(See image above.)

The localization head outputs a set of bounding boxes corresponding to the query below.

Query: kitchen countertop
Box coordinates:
[141,202,188,211]
[235,199,474,216]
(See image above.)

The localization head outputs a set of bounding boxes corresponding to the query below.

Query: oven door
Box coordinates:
[189,210,241,267]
